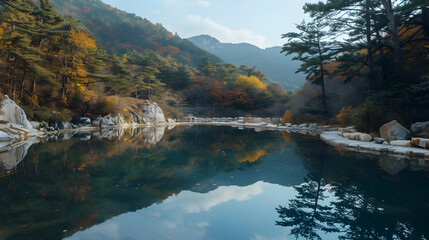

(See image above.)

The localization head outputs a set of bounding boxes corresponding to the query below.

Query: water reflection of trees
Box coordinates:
[276,138,429,240]
[0,126,284,240]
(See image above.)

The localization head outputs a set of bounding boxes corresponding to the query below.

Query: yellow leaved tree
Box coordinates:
[234,75,267,90]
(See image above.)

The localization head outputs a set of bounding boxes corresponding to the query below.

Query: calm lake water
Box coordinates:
[0,126,428,240]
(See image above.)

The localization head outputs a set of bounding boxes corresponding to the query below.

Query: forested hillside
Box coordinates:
[50,0,221,66]
[282,0,429,131]
[188,35,306,91]
[0,0,288,122]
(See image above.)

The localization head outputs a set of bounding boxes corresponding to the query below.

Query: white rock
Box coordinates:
[358,133,372,142]
[142,103,165,124]
[167,118,175,123]
[0,99,34,131]
[298,123,308,128]
[390,140,411,147]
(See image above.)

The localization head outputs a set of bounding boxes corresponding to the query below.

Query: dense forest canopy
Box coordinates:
[282,0,429,131]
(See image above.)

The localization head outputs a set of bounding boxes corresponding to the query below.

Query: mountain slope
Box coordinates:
[51,0,221,66]
[188,35,306,90]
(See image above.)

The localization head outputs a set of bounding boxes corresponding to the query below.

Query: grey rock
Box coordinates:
[357,133,372,142]
[374,137,386,144]
[411,121,429,138]
[379,120,411,142]
[78,117,91,126]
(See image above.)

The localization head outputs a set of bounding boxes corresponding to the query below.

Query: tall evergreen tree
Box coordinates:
[282,20,340,113]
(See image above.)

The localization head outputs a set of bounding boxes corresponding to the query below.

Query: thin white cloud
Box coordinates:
[164,181,265,213]
[185,14,268,48]
[163,0,211,8]
[195,0,211,7]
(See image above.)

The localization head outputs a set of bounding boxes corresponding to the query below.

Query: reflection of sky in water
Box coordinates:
[67,181,297,240]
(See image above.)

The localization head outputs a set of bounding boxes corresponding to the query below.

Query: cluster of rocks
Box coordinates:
[176,115,281,124]
[0,99,170,146]
[339,120,429,150]
[35,102,168,131]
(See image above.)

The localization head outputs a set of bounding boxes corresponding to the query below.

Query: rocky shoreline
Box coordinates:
[1,98,429,167]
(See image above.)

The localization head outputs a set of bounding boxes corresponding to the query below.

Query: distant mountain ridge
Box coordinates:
[188,35,306,90]
[51,0,221,66]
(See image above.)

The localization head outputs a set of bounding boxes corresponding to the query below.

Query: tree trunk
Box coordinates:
[380,0,402,65]
[365,0,375,90]
[320,65,328,114]
[19,69,27,99]
[30,76,37,95]
[61,75,67,97]
[376,30,388,88]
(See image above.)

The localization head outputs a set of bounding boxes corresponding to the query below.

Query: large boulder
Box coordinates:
[379,120,411,142]
[0,98,34,131]
[141,102,165,124]
[411,121,429,138]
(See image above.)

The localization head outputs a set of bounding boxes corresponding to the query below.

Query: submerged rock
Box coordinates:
[379,120,411,142]
[0,139,37,170]
[411,121,429,138]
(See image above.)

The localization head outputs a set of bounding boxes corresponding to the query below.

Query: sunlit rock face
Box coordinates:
[0,99,34,132]
[141,103,165,124]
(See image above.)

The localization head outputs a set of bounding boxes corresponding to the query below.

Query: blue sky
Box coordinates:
[101,0,318,49]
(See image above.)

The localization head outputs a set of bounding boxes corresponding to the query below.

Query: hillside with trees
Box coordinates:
[50,0,221,66]
[188,35,306,91]
[282,0,429,132]
[0,0,288,122]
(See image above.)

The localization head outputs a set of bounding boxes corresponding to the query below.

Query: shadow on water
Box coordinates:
[0,126,427,239]
[276,139,429,240]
